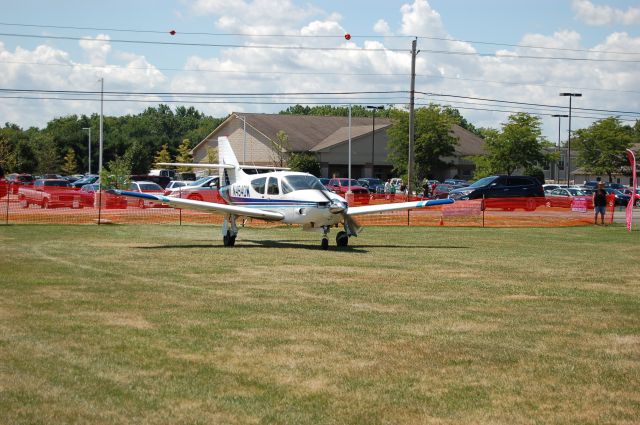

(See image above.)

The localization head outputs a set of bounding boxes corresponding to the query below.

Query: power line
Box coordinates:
[1,87,638,118]
[2,21,639,56]
[2,31,640,63]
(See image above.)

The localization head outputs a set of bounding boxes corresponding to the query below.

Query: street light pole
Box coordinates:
[559,93,582,186]
[82,127,92,174]
[366,105,384,178]
[551,114,568,184]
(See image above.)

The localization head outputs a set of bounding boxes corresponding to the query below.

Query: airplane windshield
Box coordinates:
[282,175,326,192]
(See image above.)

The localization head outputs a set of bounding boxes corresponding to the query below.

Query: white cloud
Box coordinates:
[373,19,391,35]
[187,0,322,34]
[572,0,640,26]
[399,0,446,37]
[79,34,112,66]
[1,0,639,142]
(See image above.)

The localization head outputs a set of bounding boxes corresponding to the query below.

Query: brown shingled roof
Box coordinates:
[235,113,392,152]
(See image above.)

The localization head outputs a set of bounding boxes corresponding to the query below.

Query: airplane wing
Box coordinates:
[108,190,284,221]
[156,162,290,170]
[346,198,454,216]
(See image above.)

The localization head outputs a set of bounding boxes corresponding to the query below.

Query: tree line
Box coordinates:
[1,103,638,185]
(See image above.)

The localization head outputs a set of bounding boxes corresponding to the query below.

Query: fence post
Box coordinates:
[97,183,103,225]
[4,184,9,225]
[179,187,182,226]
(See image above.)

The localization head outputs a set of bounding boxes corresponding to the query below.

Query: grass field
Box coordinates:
[1,224,639,424]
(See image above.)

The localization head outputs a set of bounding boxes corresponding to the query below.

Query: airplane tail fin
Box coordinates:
[218,136,248,186]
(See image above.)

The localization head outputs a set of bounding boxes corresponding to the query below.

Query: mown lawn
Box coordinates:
[0,224,639,424]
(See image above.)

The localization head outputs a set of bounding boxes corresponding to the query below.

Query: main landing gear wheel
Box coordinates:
[336,231,349,247]
[223,231,236,247]
[321,238,329,250]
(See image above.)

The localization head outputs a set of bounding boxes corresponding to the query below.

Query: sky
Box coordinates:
[0,0,639,142]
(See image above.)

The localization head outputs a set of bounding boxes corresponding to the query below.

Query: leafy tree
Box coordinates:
[274,131,290,167]
[287,153,321,176]
[204,147,218,176]
[99,155,131,190]
[153,144,172,165]
[470,113,550,177]
[14,140,37,173]
[387,105,458,185]
[175,139,193,172]
[573,117,635,181]
[280,104,392,118]
[61,148,78,175]
[34,134,61,174]
[0,134,16,172]
[125,140,151,175]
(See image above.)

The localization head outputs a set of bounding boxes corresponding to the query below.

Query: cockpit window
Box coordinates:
[251,177,266,194]
[282,175,326,192]
[267,177,279,195]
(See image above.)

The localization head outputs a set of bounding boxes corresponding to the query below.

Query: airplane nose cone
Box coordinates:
[329,200,347,214]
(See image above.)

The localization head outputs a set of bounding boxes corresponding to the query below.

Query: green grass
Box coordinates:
[0,224,639,424]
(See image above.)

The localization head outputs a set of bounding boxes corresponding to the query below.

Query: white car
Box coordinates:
[166,176,221,202]
[127,181,167,208]
[164,180,190,192]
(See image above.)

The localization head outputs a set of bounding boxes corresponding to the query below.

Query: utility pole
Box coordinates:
[366,105,384,178]
[99,77,104,176]
[559,93,582,186]
[551,114,568,184]
[408,38,418,196]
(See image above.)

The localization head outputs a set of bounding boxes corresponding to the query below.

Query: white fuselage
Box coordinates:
[220,171,347,227]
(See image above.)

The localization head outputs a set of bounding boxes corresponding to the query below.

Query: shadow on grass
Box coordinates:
[137,239,469,252]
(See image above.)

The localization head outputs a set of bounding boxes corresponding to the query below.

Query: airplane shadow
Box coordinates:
[137,240,469,253]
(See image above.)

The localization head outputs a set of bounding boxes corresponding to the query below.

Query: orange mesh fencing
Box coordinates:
[0,190,625,227]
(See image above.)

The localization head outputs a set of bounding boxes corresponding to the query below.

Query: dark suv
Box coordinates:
[448,175,545,211]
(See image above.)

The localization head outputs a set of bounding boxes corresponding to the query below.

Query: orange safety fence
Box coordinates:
[0,189,626,227]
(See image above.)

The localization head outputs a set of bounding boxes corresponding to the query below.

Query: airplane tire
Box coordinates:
[321,238,329,250]
[336,231,348,247]
[223,232,236,247]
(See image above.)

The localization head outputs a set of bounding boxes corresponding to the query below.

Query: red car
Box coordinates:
[18,179,83,209]
[325,178,370,204]
[127,181,168,208]
[545,187,594,209]
[6,173,34,194]
[79,184,127,209]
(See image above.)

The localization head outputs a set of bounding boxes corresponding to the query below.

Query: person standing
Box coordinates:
[593,182,607,225]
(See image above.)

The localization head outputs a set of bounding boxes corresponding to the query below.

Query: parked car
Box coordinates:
[545,188,594,209]
[604,188,631,206]
[127,181,168,208]
[165,176,222,202]
[318,178,330,188]
[444,178,469,186]
[79,183,127,208]
[449,175,545,211]
[431,184,459,199]
[6,173,35,194]
[357,177,385,193]
[584,181,626,191]
[542,183,568,193]
[326,178,370,203]
[18,179,83,209]
[163,180,190,194]
[621,188,640,206]
[70,174,99,188]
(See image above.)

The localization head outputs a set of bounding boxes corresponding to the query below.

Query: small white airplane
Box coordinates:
[109,137,454,249]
